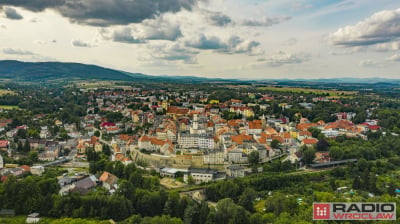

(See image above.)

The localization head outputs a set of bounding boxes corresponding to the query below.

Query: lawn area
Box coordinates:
[0,105,20,110]
[0,89,17,96]
[254,199,266,213]
[257,86,357,97]
[76,81,116,89]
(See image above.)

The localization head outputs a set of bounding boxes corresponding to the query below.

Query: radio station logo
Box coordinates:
[313,203,396,220]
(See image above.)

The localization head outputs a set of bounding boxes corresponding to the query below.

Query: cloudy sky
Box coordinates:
[1,0,400,79]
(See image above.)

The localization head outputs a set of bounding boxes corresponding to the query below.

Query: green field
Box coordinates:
[0,89,17,96]
[0,105,20,110]
[76,81,116,89]
[257,86,357,97]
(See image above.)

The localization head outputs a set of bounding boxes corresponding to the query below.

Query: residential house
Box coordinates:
[106,126,122,134]
[160,167,188,178]
[226,148,248,163]
[178,133,215,149]
[0,140,8,150]
[297,131,313,141]
[77,139,86,154]
[19,165,30,173]
[265,127,278,135]
[315,152,331,164]
[229,106,255,118]
[247,120,263,134]
[166,106,189,118]
[31,166,45,176]
[281,132,292,145]
[301,138,318,147]
[335,112,356,121]
[39,126,49,139]
[203,150,225,164]
[296,123,318,131]
[321,130,340,138]
[138,135,175,155]
[226,165,249,178]
[54,120,63,126]
[84,136,103,153]
[38,143,60,161]
[184,168,222,184]
[71,175,98,195]
[99,171,118,192]
[0,123,8,132]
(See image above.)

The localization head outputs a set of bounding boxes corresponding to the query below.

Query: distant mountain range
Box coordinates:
[0,60,399,84]
[0,60,134,81]
[0,60,240,83]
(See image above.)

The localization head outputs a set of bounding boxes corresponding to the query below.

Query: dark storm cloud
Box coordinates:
[72,40,93,48]
[208,12,232,26]
[0,0,196,26]
[110,27,145,44]
[186,35,261,55]
[0,0,65,12]
[4,7,23,20]
[186,35,227,50]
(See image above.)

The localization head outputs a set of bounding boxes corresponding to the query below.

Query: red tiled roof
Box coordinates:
[248,120,262,129]
[19,165,31,172]
[296,123,318,131]
[0,140,9,148]
[299,131,312,136]
[166,106,189,115]
[139,135,151,142]
[115,153,124,161]
[231,99,242,103]
[101,122,116,127]
[302,138,318,145]
[265,127,278,135]
[369,125,381,130]
[272,136,284,143]
[231,134,253,145]
[99,171,118,185]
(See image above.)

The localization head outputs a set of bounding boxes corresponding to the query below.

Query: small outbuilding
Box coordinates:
[26,213,40,223]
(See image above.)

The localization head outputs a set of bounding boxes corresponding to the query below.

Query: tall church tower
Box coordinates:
[261,114,267,129]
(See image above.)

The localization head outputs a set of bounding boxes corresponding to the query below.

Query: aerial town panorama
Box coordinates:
[0,0,400,223]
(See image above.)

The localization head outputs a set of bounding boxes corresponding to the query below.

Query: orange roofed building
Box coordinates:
[301,138,318,147]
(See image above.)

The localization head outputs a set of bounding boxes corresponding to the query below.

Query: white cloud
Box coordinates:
[359,59,379,67]
[329,8,400,47]
[139,16,183,41]
[375,41,400,51]
[329,46,365,55]
[282,38,298,46]
[386,53,400,61]
[251,51,311,68]
[3,48,35,55]
[147,43,199,64]
[242,16,291,27]
[256,51,311,67]
[100,27,145,44]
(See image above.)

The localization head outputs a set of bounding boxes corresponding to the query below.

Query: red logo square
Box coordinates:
[313,203,330,220]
